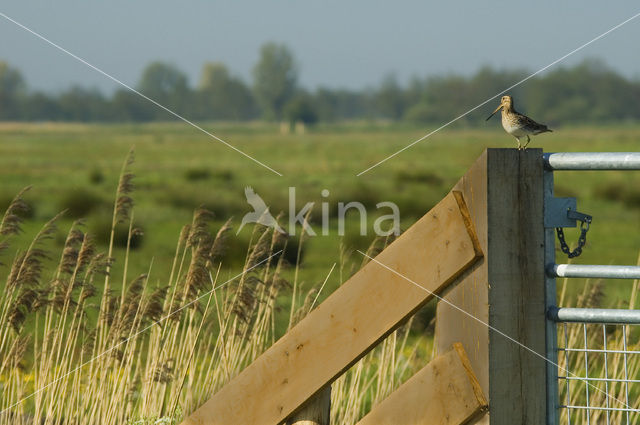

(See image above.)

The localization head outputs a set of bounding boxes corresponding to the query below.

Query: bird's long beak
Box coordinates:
[486,104,503,121]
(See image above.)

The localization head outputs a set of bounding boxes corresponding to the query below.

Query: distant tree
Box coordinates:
[23,92,61,121]
[1,55,639,125]
[0,61,26,120]
[284,92,318,127]
[524,59,640,124]
[137,62,191,119]
[404,76,425,110]
[252,42,298,120]
[405,74,469,124]
[314,87,372,121]
[468,66,528,102]
[198,62,256,120]
[313,88,338,122]
[58,86,109,121]
[111,89,155,122]
[375,74,405,120]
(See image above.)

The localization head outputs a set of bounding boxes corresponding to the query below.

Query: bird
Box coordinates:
[237,187,286,235]
[486,95,552,149]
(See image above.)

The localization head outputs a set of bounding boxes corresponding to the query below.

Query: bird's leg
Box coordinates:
[515,137,522,150]
[523,135,531,149]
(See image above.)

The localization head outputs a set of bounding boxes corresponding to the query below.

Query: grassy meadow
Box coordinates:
[0,121,639,423]
[1,122,638,301]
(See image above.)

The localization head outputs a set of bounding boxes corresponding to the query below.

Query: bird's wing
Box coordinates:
[519,114,549,133]
[245,186,268,211]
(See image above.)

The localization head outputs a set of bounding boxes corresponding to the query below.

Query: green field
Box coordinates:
[1,121,639,423]
[1,122,638,306]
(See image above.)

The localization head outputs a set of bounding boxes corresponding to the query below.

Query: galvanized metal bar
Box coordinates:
[559,376,640,384]
[583,324,591,425]
[603,325,611,425]
[549,307,640,324]
[560,405,640,413]
[623,326,631,425]
[558,347,640,355]
[543,152,640,170]
[549,264,640,280]
[564,323,572,425]
[543,169,560,425]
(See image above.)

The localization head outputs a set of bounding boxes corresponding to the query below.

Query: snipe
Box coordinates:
[486,95,551,149]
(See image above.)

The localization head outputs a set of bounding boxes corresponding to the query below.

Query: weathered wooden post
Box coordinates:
[435,148,547,424]
[286,386,331,425]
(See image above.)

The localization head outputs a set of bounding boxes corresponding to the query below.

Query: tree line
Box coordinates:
[1,42,639,126]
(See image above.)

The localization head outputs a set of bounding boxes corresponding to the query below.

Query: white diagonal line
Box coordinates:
[310,262,336,311]
[357,10,640,176]
[0,11,283,177]
[357,250,636,412]
[0,249,282,414]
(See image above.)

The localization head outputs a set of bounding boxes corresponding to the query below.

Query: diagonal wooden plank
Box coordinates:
[181,191,483,425]
[356,343,488,425]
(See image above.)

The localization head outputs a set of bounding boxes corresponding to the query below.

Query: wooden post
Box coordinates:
[435,149,546,424]
[286,386,331,425]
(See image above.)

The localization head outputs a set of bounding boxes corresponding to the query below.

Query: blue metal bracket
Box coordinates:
[544,196,576,228]
[544,195,592,229]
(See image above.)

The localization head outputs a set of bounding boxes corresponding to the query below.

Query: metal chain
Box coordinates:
[556,216,591,258]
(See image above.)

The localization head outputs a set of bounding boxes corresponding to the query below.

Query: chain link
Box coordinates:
[556,216,591,258]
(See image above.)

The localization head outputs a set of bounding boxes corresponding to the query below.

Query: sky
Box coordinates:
[1,1,639,94]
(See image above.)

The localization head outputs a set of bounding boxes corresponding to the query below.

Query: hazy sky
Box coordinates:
[1,2,639,94]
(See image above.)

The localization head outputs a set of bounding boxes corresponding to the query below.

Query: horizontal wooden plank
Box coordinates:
[181,191,483,425]
[356,343,488,425]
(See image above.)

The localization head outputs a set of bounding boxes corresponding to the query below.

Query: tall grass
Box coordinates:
[0,163,425,425]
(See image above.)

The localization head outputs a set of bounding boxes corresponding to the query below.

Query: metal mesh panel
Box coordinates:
[557,322,640,424]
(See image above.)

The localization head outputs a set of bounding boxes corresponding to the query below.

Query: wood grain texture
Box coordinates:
[286,386,331,425]
[181,191,483,425]
[436,151,490,405]
[435,149,546,425]
[356,343,488,425]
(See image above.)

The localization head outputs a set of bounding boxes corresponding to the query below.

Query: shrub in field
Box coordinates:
[155,186,246,218]
[183,168,234,183]
[393,169,444,187]
[89,168,105,185]
[183,167,211,182]
[90,216,144,250]
[593,181,640,208]
[57,187,106,218]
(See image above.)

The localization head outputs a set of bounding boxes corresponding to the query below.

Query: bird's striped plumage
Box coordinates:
[486,95,551,149]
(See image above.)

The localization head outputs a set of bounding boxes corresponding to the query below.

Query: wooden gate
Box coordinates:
[181,149,547,425]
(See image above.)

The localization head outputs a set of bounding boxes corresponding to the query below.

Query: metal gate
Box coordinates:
[543,152,640,424]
